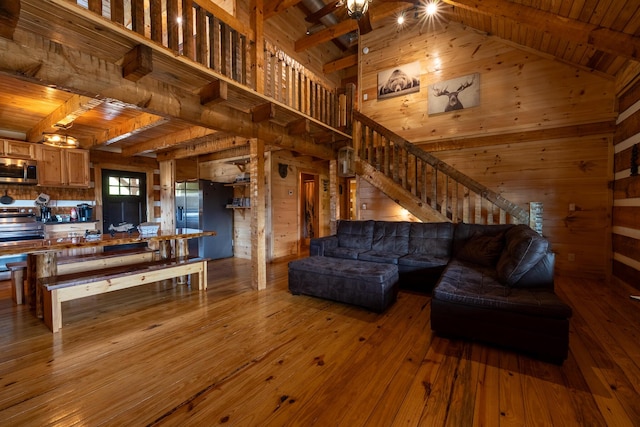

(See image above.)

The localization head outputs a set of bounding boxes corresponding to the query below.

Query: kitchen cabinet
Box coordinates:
[36,146,90,187]
[1,140,34,159]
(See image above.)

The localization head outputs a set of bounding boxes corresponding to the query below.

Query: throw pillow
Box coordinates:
[456,231,505,267]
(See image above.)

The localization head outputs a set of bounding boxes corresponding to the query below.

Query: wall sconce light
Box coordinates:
[42,133,79,148]
[346,0,370,20]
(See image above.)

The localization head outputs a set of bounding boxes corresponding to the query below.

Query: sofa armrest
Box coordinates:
[512,252,556,289]
[310,236,338,256]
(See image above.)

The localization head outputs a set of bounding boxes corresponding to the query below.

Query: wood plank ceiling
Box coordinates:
[0,0,637,161]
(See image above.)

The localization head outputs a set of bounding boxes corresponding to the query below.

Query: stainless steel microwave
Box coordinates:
[0,157,38,184]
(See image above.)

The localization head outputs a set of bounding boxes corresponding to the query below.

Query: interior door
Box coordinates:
[299,172,319,251]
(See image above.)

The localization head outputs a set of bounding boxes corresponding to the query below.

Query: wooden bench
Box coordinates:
[8,247,158,306]
[39,257,208,333]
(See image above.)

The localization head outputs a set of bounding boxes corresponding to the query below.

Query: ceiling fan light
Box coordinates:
[346,0,370,20]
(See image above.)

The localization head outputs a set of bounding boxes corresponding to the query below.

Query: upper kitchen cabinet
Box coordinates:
[36,146,90,188]
[1,140,35,159]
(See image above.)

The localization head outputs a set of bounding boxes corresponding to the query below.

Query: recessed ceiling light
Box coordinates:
[426,1,438,16]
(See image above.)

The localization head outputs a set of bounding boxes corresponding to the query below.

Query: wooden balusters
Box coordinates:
[352,111,530,226]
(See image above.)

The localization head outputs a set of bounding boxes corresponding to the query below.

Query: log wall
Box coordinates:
[358,20,617,278]
[613,75,640,291]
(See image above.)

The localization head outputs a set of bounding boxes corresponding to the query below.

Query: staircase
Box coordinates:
[352,111,530,225]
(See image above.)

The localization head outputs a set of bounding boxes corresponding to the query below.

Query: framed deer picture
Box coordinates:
[428,73,480,115]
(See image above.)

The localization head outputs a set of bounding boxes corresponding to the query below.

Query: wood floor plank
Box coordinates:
[0,258,639,426]
[471,346,501,427]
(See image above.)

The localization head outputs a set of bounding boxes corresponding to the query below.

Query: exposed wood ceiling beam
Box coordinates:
[1,31,336,160]
[264,0,303,20]
[157,136,248,160]
[323,54,358,74]
[442,0,640,61]
[26,95,104,142]
[89,112,168,147]
[294,2,409,52]
[198,146,251,163]
[122,126,217,156]
[305,1,340,24]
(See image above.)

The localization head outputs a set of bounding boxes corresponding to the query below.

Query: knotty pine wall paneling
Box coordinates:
[358,19,617,278]
[613,75,640,291]
[270,150,330,259]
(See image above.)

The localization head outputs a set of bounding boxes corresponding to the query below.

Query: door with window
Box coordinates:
[102,169,147,233]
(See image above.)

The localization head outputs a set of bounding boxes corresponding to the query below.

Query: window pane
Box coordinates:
[109,177,119,186]
[120,187,130,195]
[109,186,120,195]
[131,188,140,196]
[130,178,139,186]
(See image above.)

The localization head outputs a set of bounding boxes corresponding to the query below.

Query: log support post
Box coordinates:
[250,138,266,290]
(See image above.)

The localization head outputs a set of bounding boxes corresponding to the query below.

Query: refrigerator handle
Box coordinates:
[177,206,184,221]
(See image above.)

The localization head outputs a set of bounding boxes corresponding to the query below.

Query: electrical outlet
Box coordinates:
[568,253,575,261]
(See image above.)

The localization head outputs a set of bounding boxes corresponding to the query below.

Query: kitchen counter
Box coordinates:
[40,220,99,225]
[0,228,216,256]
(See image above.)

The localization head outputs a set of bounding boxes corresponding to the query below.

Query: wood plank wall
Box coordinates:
[200,150,330,261]
[613,77,640,291]
[358,20,617,278]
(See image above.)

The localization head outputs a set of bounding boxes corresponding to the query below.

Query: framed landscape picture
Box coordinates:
[428,73,480,115]
[377,61,421,100]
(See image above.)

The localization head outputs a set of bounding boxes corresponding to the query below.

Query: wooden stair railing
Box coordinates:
[75,0,351,130]
[353,111,530,225]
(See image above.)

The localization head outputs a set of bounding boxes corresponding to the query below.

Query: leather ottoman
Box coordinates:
[288,257,399,312]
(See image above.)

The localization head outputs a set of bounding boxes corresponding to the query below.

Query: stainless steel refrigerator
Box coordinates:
[175,180,233,259]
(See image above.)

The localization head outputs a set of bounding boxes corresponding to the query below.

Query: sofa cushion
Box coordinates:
[324,246,365,260]
[452,223,514,257]
[434,259,572,319]
[359,250,405,264]
[456,231,505,267]
[371,221,411,253]
[496,225,549,286]
[407,222,454,258]
[398,253,450,269]
[337,220,375,250]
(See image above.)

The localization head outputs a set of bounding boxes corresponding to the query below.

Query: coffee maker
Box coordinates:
[77,203,93,222]
[40,206,52,222]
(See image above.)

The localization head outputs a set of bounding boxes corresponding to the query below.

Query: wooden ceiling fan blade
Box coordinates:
[358,11,373,34]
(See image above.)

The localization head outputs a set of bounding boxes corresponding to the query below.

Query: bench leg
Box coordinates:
[43,287,62,333]
[11,269,25,305]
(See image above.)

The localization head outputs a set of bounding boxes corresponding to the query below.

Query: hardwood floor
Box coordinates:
[0,257,639,426]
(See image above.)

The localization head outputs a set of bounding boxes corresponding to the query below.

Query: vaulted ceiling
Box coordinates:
[0,0,637,160]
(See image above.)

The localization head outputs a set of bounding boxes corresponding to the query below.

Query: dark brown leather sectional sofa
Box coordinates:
[308,220,572,364]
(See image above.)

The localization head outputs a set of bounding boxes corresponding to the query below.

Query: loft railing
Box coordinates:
[75,0,347,129]
[352,111,530,225]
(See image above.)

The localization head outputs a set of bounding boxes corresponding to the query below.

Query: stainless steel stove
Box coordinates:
[0,207,44,245]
